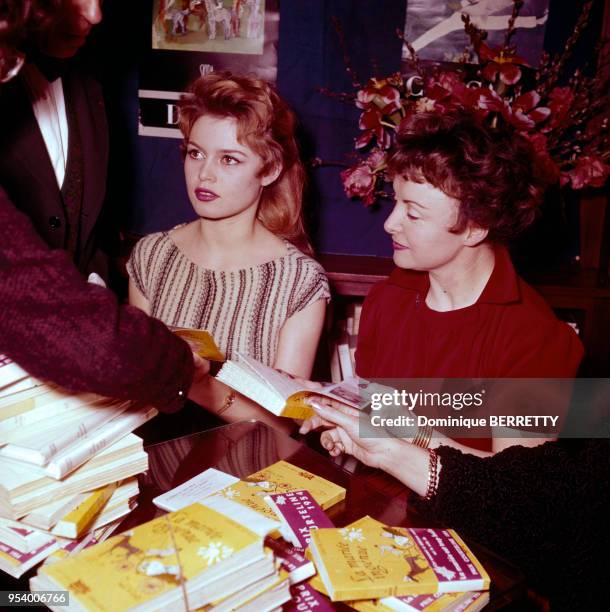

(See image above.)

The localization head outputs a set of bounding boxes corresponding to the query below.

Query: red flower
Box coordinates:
[366,148,386,170]
[478,42,528,86]
[356,78,402,114]
[565,156,610,190]
[525,133,560,184]
[482,61,522,86]
[341,163,377,206]
[358,107,392,149]
[546,87,574,131]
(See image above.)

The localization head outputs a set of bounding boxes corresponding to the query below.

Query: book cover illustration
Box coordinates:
[308,516,490,601]
[265,489,334,549]
[218,460,345,522]
[37,502,267,610]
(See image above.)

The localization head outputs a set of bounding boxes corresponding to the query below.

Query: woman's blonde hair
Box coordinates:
[178,71,311,253]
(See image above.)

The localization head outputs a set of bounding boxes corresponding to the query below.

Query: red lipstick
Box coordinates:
[195,189,219,202]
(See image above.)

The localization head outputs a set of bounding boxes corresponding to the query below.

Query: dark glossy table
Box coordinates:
[122,420,526,610]
[0,420,526,609]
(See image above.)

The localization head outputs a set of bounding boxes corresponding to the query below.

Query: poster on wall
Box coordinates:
[402,0,550,67]
[139,0,279,138]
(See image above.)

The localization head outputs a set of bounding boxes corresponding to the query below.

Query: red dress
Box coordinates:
[356,247,584,451]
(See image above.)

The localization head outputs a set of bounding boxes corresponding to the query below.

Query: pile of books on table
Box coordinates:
[0,355,153,578]
[29,459,491,611]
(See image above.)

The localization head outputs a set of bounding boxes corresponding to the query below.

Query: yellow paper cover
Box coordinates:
[39,502,262,610]
[218,460,345,521]
[54,482,118,539]
[171,327,225,362]
[309,516,489,601]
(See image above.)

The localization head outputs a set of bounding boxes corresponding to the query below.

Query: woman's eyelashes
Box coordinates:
[221,154,240,165]
[187,147,203,160]
[186,148,241,166]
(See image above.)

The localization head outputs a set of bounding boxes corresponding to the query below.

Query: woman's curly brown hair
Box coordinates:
[387,109,549,242]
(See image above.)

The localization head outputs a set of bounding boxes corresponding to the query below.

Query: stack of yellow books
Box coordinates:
[0,328,225,578]
[30,497,286,611]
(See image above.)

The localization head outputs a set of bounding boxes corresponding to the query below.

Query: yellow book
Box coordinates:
[171,327,225,361]
[216,352,381,419]
[51,481,118,539]
[308,516,490,602]
[218,460,346,522]
[33,501,277,611]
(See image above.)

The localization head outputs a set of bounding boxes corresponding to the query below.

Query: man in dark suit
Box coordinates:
[0,0,110,278]
[0,0,211,412]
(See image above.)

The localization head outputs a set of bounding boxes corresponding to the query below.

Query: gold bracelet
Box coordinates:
[217,391,236,417]
[412,424,433,449]
[423,448,440,501]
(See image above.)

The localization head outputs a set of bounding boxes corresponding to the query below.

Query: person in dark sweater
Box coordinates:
[0,2,210,412]
[304,399,610,610]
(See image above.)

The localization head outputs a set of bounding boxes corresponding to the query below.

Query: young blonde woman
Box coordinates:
[128,72,329,431]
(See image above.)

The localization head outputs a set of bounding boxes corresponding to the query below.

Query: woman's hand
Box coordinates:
[299,396,345,434]
[306,399,404,471]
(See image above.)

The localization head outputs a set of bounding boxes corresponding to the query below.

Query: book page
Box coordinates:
[153,468,240,512]
[234,353,304,401]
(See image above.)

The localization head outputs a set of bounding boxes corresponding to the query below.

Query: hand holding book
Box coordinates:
[216,352,380,420]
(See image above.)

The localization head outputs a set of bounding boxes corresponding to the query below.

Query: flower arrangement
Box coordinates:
[336,0,610,206]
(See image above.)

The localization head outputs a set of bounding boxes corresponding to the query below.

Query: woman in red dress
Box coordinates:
[304,109,583,455]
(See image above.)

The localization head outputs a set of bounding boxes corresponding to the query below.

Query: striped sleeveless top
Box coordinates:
[127,229,330,366]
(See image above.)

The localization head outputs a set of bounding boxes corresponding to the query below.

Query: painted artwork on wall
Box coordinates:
[403,0,550,66]
[140,0,278,138]
[152,0,267,55]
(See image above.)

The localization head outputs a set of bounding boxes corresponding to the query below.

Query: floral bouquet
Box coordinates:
[337,0,610,206]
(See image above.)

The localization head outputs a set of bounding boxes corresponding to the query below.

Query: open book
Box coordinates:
[216,352,384,419]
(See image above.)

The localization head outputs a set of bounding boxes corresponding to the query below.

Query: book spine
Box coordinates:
[0,357,28,389]
[0,392,101,433]
[51,482,118,539]
[45,406,157,479]
[0,401,131,465]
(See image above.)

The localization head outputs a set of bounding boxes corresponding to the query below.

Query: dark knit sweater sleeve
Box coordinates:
[416,440,610,609]
[0,188,194,413]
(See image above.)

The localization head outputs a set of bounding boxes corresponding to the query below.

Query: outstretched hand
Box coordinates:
[304,399,403,471]
[299,397,353,434]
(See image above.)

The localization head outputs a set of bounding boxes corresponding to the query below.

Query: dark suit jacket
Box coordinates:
[0,60,109,276]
